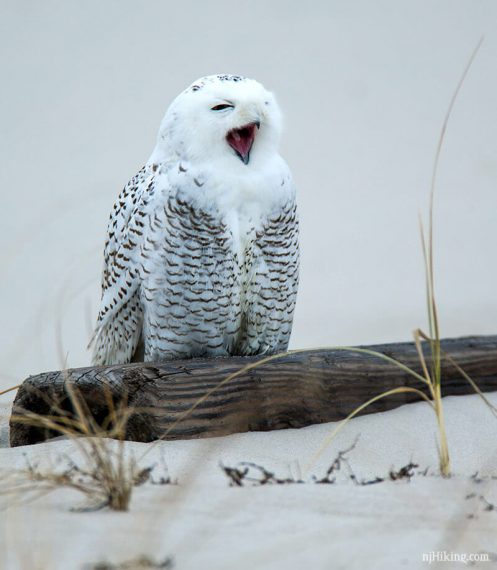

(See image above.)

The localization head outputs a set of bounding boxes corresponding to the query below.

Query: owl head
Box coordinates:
[152,75,283,168]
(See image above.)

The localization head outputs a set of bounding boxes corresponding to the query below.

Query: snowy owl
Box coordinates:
[90,74,299,365]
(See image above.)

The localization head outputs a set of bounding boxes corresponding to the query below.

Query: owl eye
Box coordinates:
[211,103,234,111]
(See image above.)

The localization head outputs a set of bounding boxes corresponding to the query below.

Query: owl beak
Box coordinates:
[226,122,259,165]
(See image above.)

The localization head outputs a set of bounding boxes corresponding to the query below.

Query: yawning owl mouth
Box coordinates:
[226,121,260,164]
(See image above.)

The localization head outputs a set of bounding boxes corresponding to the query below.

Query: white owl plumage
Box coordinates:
[91,74,299,365]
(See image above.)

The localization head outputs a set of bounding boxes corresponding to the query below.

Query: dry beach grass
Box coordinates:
[3,381,169,512]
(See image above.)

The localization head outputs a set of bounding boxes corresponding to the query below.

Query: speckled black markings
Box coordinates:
[188,74,247,94]
[236,203,299,355]
[94,166,153,362]
[139,193,242,361]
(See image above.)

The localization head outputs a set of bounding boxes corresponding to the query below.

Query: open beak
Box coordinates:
[226,121,260,165]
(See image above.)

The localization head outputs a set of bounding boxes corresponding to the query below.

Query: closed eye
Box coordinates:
[211,103,234,111]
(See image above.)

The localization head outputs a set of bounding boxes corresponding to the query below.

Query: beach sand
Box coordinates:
[2,392,497,569]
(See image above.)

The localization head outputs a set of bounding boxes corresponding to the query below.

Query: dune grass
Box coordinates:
[306,36,485,478]
[3,380,155,511]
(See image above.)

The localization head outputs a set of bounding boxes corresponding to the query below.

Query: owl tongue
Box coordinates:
[226,123,258,165]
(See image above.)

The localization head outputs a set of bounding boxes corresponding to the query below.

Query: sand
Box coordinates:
[2,392,497,569]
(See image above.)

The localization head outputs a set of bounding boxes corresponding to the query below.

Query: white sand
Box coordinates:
[2,393,497,569]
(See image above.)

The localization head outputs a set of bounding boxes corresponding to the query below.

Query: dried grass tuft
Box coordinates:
[3,380,170,511]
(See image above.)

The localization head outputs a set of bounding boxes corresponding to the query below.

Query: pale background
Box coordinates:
[1,0,496,389]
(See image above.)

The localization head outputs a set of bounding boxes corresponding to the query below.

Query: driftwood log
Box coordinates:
[10,335,497,447]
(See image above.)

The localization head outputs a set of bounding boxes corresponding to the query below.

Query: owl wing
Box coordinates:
[90,166,155,365]
[238,200,300,355]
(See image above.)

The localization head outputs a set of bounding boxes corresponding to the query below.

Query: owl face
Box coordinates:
[157,75,283,168]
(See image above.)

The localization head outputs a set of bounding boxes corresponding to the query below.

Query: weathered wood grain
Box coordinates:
[10,335,497,447]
